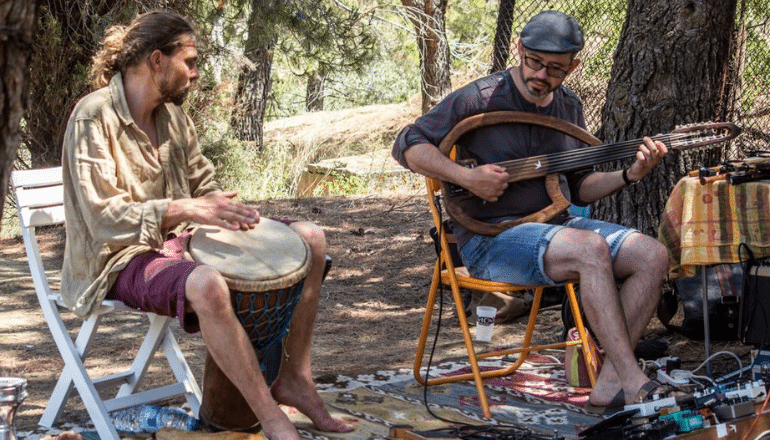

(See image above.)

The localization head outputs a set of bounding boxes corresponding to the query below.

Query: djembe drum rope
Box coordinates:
[233,281,305,372]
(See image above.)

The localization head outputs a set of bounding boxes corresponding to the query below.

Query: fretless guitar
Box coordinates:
[438,111,741,236]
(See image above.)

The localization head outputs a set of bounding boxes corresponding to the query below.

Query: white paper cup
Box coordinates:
[475,306,497,342]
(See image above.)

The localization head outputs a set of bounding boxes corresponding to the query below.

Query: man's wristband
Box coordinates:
[622,168,636,186]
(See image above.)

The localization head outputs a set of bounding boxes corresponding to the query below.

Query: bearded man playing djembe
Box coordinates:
[60,10,352,440]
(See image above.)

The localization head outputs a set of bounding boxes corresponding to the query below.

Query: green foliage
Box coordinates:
[740,25,770,113]
[267,0,420,118]
[200,133,315,199]
[25,10,92,166]
[315,170,368,195]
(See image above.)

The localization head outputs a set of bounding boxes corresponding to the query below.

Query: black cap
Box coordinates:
[520,10,584,54]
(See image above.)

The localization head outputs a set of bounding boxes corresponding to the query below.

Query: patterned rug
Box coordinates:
[291,353,602,440]
[17,354,601,440]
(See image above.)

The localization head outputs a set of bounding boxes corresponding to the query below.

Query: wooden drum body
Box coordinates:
[188,219,311,431]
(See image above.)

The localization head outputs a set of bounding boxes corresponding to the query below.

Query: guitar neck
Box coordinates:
[498,137,647,183]
[494,126,736,183]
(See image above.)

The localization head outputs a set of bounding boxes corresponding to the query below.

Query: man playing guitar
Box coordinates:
[393,10,670,415]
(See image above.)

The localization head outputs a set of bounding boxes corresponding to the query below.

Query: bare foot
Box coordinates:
[259,406,303,440]
[271,377,354,433]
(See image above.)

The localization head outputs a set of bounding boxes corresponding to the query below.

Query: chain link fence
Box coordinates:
[489,1,770,161]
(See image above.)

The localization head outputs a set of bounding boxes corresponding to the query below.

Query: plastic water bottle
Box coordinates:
[110,405,200,433]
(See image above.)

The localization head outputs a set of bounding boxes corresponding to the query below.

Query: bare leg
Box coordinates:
[544,229,668,405]
[185,266,301,440]
[586,233,668,404]
[270,221,353,433]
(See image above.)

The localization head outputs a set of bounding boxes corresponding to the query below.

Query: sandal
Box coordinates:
[584,390,625,416]
[631,380,669,403]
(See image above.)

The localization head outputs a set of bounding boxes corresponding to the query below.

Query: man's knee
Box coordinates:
[186,265,231,313]
[290,221,326,255]
[577,231,613,265]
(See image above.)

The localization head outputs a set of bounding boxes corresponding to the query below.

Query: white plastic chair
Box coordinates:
[11,166,202,440]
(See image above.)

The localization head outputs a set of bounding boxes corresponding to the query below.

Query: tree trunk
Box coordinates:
[594,0,737,237]
[0,0,39,221]
[401,0,452,114]
[306,70,325,112]
[230,5,275,150]
[489,0,515,74]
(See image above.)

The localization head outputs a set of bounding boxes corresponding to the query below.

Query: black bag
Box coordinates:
[739,244,770,346]
[672,263,742,341]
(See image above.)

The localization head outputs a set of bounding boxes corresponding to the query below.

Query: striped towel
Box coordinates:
[658,176,770,279]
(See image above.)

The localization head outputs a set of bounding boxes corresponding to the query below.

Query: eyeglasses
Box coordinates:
[522,54,570,78]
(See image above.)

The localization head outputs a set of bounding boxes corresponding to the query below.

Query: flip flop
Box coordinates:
[584,389,625,416]
[631,380,669,403]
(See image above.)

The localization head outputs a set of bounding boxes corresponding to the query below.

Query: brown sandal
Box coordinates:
[584,389,625,416]
[631,380,668,403]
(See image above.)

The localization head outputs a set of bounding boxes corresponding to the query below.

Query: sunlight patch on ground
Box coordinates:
[0,311,45,331]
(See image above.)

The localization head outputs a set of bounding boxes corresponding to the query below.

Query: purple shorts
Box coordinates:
[108,219,297,333]
[108,230,202,333]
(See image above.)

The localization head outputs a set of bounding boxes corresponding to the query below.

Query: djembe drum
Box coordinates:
[188,218,311,431]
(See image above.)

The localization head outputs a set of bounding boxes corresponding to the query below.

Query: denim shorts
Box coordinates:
[458,217,638,286]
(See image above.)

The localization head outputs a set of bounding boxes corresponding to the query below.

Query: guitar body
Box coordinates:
[438,111,740,237]
[438,111,602,236]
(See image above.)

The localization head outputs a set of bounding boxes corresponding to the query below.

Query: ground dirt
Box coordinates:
[0,189,757,435]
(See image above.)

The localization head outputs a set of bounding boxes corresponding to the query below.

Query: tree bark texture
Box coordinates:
[401,0,452,114]
[306,70,325,112]
[231,44,273,149]
[594,0,737,237]
[0,0,38,221]
[230,4,275,150]
[489,0,515,74]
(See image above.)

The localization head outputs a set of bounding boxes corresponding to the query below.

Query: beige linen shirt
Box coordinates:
[61,73,222,317]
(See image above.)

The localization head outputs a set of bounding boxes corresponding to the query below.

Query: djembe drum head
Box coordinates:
[189,219,311,431]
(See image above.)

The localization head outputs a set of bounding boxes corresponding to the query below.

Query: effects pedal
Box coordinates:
[752,350,770,381]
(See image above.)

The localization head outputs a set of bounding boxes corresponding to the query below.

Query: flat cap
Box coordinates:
[520,10,584,54]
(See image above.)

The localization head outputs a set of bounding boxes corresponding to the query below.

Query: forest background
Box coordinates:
[1,0,769,238]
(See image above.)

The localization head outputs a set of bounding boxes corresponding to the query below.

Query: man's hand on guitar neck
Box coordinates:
[625,136,668,183]
[577,136,668,203]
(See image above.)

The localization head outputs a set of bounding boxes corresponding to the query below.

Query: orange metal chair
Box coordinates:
[414,176,599,418]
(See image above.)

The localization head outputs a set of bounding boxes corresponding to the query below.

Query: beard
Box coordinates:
[159,77,191,106]
[517,65,556,100]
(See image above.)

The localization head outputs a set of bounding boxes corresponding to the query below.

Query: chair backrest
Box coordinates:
[11,166,65,302]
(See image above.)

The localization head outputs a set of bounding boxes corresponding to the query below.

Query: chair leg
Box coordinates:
[116,314,172,398]
[565,283,598,386]
[160,324,203,415]
[40,310,104,428]
[413,260,494,418]
[413,260,442,385]
[449,273,492,418]
[38,311,121,439]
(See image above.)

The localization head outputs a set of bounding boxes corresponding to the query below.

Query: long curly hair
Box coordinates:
[89,10,197,89]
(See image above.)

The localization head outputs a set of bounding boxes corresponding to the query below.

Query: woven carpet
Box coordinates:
[290,353,602,440]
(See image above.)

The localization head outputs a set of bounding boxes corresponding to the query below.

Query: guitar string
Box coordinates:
[496,131,729,177]
[499,131,719,170]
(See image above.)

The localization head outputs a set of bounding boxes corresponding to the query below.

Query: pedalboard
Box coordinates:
[581,378,769,440]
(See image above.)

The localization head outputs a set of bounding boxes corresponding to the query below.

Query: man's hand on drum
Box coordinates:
[193,192,260,230]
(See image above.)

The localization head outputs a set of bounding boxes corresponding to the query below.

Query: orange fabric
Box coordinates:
[658,176,770,279]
